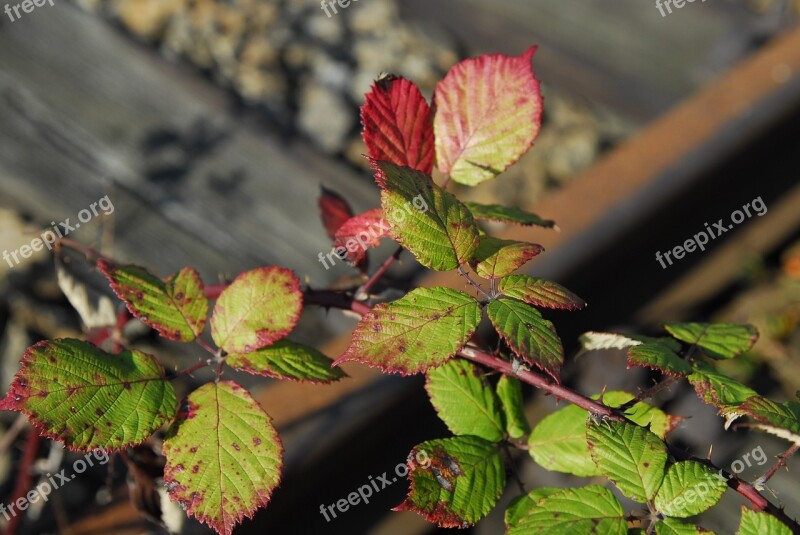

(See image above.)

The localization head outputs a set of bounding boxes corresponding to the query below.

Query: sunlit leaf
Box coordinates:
[0,339,176,450]
[737,507,792,535]
[374,161,478,271]
[426,359,505,442]
[395,436,505,527]
[664,323,758,360]
[487,298,563,381]
[505,486,626,535]
[434,47,543,185]
[528,391,673,477]
[496,375,530,440]
[227,340,346,383]
[334,287,481,375]
[99,261,208,342]
[163,381,282,535]
[688,362,757,423]
[654,461,727,518]
[210,267,302,354]
[470,237,543,279]
[361,75,434,173]
[587,420,667,503]
[656,518,712,535]
[498,275,586,311]
[739,396,800,437]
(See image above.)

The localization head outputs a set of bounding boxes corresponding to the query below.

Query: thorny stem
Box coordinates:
[175,359,213,378]
[759,443,800,487]
[618,345,696,413]
[457,265,492,300]
[54,240,800,531]
[195,337,218,357]
[304,286,800,532]
[356,246,403,299]
[617,377,677,413]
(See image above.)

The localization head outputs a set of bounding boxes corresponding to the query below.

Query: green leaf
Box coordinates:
[628,341,692,377]
[210,267,302,354]
[464,202,555,228]
[656,517,712,535]
[487,298,563,380]
[163,381,282,535]
[505,488,560,527]
[425,359,504,442]
[434,47,543,186]
[334,287,481,375]
[496,375,530,439]
[664,323,758,360]
[602,391,676,439]
[528,391,673,477]
[374,161,479,271]
[498,274,586,311]
[504,485,626,535]
[587,420,667,503]
[737,507,793,535]
[654,461,727,518]
[688,362,758,424]
[0,339,176,450]
[395,436,505,527]
[226,340,346,383]
[470,237,543,279]
[528,404,598,477]
[99,261,208,342]
[739,396,800,437]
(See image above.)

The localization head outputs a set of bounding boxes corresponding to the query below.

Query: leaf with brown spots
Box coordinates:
[504,486,626,534]
[374,161,479,271]
[333,287,482,375]
[486,298,564,381]
[470,237,543,279]
[99,261,209,342]
[395,436,505,527]
[498,275,586,311]
[226,340,347,383]
[210,267,303,354]
[162,381,282,535]
[586,420,667,504]
[0,339,177,451]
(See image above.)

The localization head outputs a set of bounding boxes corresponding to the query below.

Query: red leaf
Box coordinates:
[332,208,389,265]
[318,186,355,240]
[361,75,435,174]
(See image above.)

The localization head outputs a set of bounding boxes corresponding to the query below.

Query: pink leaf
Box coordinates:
[434,47,543,186]
[332,208,388,266]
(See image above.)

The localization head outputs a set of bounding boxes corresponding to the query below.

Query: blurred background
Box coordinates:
[1,0,800,533]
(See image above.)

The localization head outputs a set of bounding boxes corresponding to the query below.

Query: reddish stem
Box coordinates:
[204,284,227,300]
[175,359,213,378]
[760,443,800,486]
[357,246,402,298]
[303,288,800,531]
[6,428,40,535]
[459,346,622,420]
